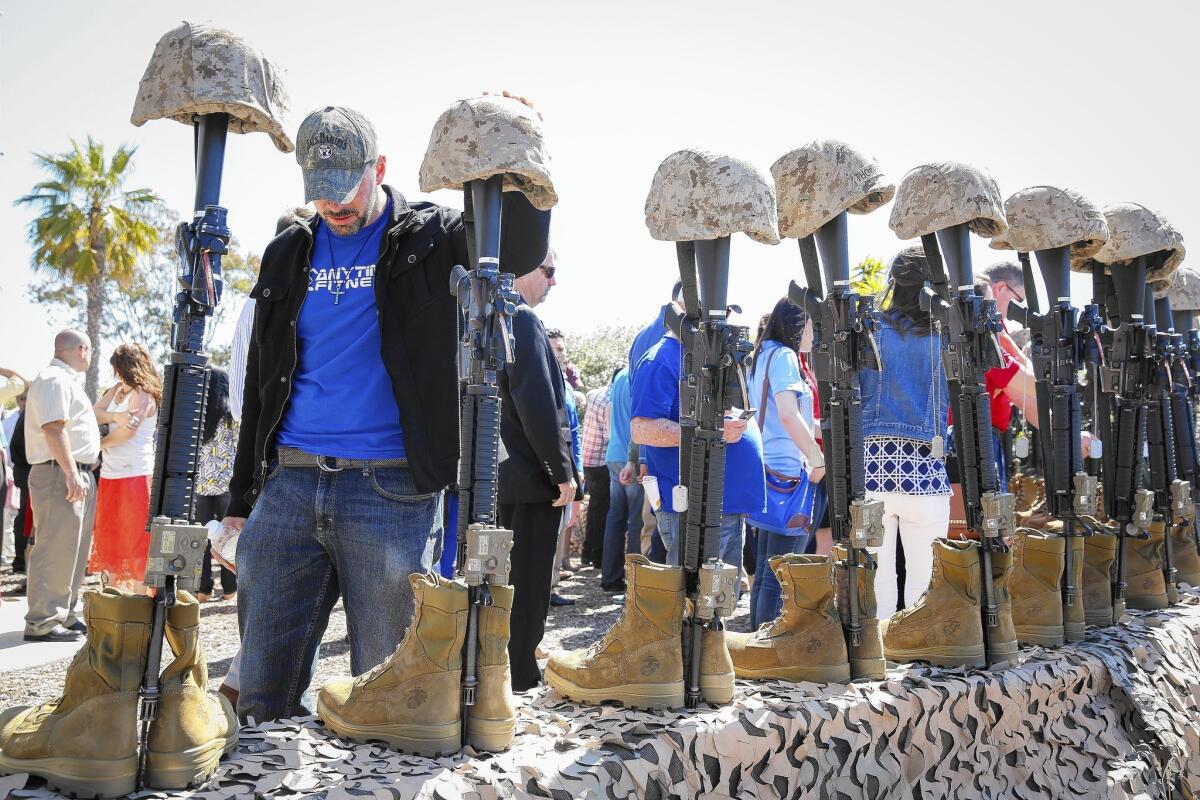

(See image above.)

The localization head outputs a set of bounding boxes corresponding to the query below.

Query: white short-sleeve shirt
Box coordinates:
[24,358,101,465]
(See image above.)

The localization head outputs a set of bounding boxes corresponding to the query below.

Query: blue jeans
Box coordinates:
[749,529,810,628]
[236,461,443,722]
[655,511,745,574]
[601,462,644,586]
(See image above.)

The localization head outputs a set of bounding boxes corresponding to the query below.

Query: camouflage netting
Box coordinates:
[131,21,293,153]
[418,95,556,211]
[6,596,1200,799]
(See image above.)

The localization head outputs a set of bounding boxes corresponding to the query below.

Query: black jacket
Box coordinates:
[497,304,578,504]
[228,186,550,517]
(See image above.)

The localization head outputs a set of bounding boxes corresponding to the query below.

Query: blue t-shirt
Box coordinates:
[605,367,633,464]
[629,305,669,378]
[563,374,582,472]
[748,340,813,475]
[277,200,406,459]
[631,335,765,515]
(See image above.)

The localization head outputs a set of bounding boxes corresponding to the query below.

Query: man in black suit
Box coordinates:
[498,248,578,691]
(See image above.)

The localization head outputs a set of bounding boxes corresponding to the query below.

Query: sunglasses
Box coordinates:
[539,264,556,279]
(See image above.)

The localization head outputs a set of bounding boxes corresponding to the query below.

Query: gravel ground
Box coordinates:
[0,557,753,709]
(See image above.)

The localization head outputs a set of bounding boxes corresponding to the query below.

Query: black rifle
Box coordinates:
[1099,256,1158,617]
[1160,297,1200,571]
[1006,249,1097,640]
[669,237,745,709]
[140,113,231,788]
[919,224,1016,667]
[450,174,517,743]
[787,211,884,676]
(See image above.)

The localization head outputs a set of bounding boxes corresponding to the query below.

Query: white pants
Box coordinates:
[867,491,950,619]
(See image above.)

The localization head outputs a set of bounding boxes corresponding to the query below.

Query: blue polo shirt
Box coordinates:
[277,199,406,459]
[631,335,765,514]
[606,367,633,464]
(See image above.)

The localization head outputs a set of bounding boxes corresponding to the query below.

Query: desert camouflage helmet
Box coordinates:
[131,21,293,153]
[644,149,780,245]
[989,186,1108,260]
[418,95,556,211]
[1091,203,1186,283]
[888,161,1007,241]
[771,140,894,240]
[1151,265,1200,309]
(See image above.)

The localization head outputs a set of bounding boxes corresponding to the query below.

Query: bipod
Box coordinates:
[672,237,744,709]
[139,111,230,789]
[789,211,884,677]
[921,224,1015,668]
[451,175,517,744]
[1007,248,1096,641]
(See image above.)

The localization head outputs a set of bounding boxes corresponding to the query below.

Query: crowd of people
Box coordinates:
[0,103,1052,731]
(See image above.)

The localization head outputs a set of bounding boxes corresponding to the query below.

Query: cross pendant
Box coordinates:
[331,284,344,305]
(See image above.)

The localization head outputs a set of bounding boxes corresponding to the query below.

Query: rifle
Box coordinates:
[1006,248,1097,640]
[140,113,231,789]
[672,236,745,709]
[919,224,1016,667]
[450,174,516,743]
[787,211,884,677]
[1100,256,1158,617]
[1160,298,1200,571]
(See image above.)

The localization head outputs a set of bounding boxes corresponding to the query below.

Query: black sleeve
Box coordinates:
[507,310,573,486]
[227,305,263,518]
[448,192,551,278]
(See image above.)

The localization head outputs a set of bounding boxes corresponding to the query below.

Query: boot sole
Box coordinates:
[466,715,516,753]
[987,641,1019,668]
[146,696,239,789]
[1085,611,1115,627]
[1015,625,1064,647]
[850,658,886,681]
[1126,593,1169,611]
[883,644,985,668]
[545,665,684,709]
[1063,622,1085,643]
[732,663,851,684]
[317,697,461,756]
[699,672,735,705]
[0,753,136,799]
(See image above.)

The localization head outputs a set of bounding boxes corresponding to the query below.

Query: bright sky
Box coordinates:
[1,0,1196,384]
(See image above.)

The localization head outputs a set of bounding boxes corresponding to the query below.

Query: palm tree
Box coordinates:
[16,137,160,399]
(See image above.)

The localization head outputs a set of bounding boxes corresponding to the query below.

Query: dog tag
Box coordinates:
[931,435,945,459]
[1013,435,1030,459]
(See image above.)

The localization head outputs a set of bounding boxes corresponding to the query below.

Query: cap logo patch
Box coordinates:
[316,144,333,159]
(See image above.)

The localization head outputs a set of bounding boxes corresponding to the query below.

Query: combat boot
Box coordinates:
[318,574,468,756]
[1063,535,1086,643]
[1010,529,1065,647]
[1082,530,1118,627]
[726,555,850,683]
[545,554,685,709]
[882,540,985,668]
[466,583,516,753]
[682,599,736,705]
[988,547,1019,667]
[1170,521,1200,586]
[0,589,153,798]
[1125,521,1169,610]
[1013,473,1043,514]
[832,545,886,679]
[146,591,238,789]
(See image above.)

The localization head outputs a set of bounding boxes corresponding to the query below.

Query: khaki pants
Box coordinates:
[25,463,96,635]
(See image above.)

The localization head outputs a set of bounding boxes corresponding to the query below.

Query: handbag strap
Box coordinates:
[756,346,781,431]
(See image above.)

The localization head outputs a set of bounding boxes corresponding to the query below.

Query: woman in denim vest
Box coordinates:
[746,298,826,627]
[859,245,951,618]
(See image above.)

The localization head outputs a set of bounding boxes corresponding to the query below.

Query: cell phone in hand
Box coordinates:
[737,408,757,421]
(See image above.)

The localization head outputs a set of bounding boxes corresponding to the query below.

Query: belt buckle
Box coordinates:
[316,455,343,473]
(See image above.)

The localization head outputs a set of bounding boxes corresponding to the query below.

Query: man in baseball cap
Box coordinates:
[222,103,552,723]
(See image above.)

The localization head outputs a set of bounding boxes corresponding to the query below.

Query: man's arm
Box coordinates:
[42,420,87,501]
[226,300,265,521]
[506,311,574,488]
[632,416,681,447]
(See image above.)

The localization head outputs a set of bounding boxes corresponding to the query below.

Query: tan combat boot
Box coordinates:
[0,589,153,798]
[466,583,516,753]
[1063,535,1086,643]
[1013,474,1043,514]
[832,546,886,679]
[683,599,736,705]
[1125,521,1169,610]
[988,547,1019,667]
[146,591,238,789]
[882,540,985,668]
[726,555,850,683]
[1082,530,1118,627]
[318,574,468,756]
[1010,529,1065,647]
[545,554,685,709]
[1170,521,1200,586]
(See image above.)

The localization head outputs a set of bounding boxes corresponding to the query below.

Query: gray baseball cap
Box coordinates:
[296,106,378,203]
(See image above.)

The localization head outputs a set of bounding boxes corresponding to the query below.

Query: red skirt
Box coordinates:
[89,475,152,583]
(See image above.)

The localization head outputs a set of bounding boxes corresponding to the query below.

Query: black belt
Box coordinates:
[36,460,96,472]
[276,446,408,473]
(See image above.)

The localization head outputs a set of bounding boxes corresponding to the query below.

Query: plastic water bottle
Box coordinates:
[205,519,240,568]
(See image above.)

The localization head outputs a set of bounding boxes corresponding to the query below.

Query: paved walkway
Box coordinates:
[0,594,81,673]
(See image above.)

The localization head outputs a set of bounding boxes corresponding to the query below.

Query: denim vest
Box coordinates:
[859,315,948,442]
